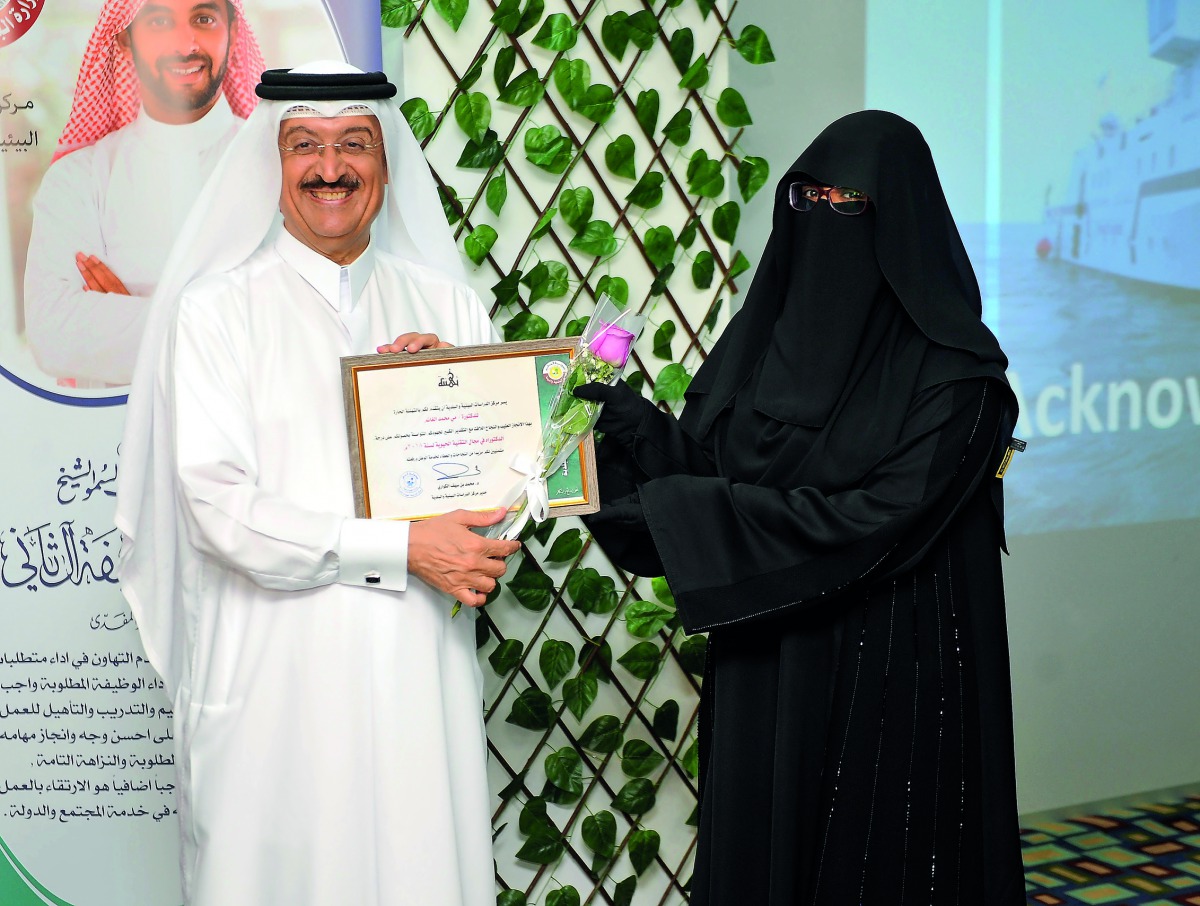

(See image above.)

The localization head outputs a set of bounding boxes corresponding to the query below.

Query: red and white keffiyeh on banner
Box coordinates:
[53,0,265,159]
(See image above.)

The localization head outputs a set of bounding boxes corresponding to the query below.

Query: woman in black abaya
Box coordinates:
[576,111,1025,905]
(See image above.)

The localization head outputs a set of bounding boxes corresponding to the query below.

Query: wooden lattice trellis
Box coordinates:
[385,1,771,902]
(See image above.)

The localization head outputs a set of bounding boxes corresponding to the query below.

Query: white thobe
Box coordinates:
[24,97,239,386]
[167,229,498,906]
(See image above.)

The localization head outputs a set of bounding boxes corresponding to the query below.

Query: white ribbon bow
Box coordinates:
[509,452,550,526]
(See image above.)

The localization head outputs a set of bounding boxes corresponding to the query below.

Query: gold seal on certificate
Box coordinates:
[341,338,600,522]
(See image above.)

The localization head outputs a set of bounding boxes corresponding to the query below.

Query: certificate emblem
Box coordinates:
[542,360,567,385]
[399,471,422,498]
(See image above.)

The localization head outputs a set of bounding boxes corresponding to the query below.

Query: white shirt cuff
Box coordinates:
[337,518,410,592]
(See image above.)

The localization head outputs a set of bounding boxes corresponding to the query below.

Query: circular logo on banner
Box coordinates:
[0,0,45,47]
[541,360,567,385]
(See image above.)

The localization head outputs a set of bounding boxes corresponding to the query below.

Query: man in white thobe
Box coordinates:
[23,0,264,386]
[115,63,519,905]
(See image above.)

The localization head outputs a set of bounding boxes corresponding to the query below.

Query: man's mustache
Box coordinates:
[300,175,363,191]
[158,54,212,69]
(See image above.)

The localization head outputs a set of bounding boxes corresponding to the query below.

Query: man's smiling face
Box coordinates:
[277,114,387,266]
[118,0,236,125]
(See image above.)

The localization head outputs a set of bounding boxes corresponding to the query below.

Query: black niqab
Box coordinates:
[685,110,1011,481]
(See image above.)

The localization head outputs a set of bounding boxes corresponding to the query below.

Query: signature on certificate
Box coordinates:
[432,462,482,481]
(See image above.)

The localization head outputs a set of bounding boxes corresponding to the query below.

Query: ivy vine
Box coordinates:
[385,1,772,902]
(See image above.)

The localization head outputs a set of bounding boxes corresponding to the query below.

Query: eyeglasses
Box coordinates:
[278,138,383,157]
[788,183,870,215]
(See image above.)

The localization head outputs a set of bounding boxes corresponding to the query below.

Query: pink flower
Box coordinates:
[587,322,636,367]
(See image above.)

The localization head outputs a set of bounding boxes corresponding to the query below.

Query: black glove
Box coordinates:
[573,379,655,440]
[582,492,648,532]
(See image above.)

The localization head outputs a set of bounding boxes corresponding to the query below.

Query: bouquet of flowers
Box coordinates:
[483,293,646,542]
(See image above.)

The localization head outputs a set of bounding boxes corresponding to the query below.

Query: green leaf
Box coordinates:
[682,737,700,778]
[456,129,504,168]
[545,887,580,906]
[578,635,613,682]
[611,778,656,815]
[626,9,657,50]
[498,890,527,906]
[539,639,574,689]
[460,52,486,91]
[736,24,776,64]
[652,699,679,741]
[738,155,770,202]
[558,186,594,233]
[687,149,725,198]
[582,809,616,858]
[453,91,491,144]
[623,598,674,637]
[678,217,698,250]
[400,97,435,141]
[463,224,497,265]
[643,225,675,270]
[668,27,694,74]
[716,87,753,127]
[692,251,715,289]
[625,370,645,395]
[626,171,663,210]
[492,269,523,307]
[652,362,691,402]
[546,527,583,561]
[613,876,636,906]
[628,828,661,875]
[662,108,691,146]
[562,672,598,721]
[491,0,520,32]
[519,796,553,836]
[505,686,553,730]
[565,317,587,337]
[679,55,709,90]
[532,12,577,50]
[503,311,551,342]
[652,320,675,360]
[513,0,544,35]
[617,641,662,680]
[678,634,707,676]
[577,84,616,124]
[544,747,583,796]
[601,12,629,60]
[604,134,636,179]
[651,575,675,607]
[702,297,724,332]
[553,58,589,109]
[595,275,628,306]
[712,201,740,243]
[696,0,715,17]
[486,172,508,215]
[528,207,557,242]
[488,638,524,675]
[729,250,751,279]
[439,185,462,225]
[431,0,467,31]
[521,260,569,303]
[566,566,618,614]
[621,738,665,778]
[475,611,493,649]
[515,831,564,865]
[494,45,516,91]
[634,89,660,137]
[569,221,618,258]
[381,0,419,28]
[579,714,623,753]
[648,263,674,297]
[524,125,572,173]
[508,550,553,608]
[498,68,546,107]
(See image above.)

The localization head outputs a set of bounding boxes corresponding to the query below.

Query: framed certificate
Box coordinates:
[341,338,599,521]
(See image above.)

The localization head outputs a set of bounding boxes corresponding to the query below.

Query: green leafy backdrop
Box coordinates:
[383,1,772,902]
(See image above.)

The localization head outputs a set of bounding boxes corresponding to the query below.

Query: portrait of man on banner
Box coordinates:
[20,0,264,388]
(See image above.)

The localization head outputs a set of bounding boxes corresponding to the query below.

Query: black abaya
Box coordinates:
[582,111,1024,905]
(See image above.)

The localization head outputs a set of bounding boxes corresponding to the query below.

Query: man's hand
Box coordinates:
[377,332,452,354]
[408,508,522,607]
[76,253,130,295]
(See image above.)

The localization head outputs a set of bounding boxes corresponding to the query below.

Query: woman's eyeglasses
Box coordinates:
[788,183,870,215]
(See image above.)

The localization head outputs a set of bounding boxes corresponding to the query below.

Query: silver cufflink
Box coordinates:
[365,571,381,584]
